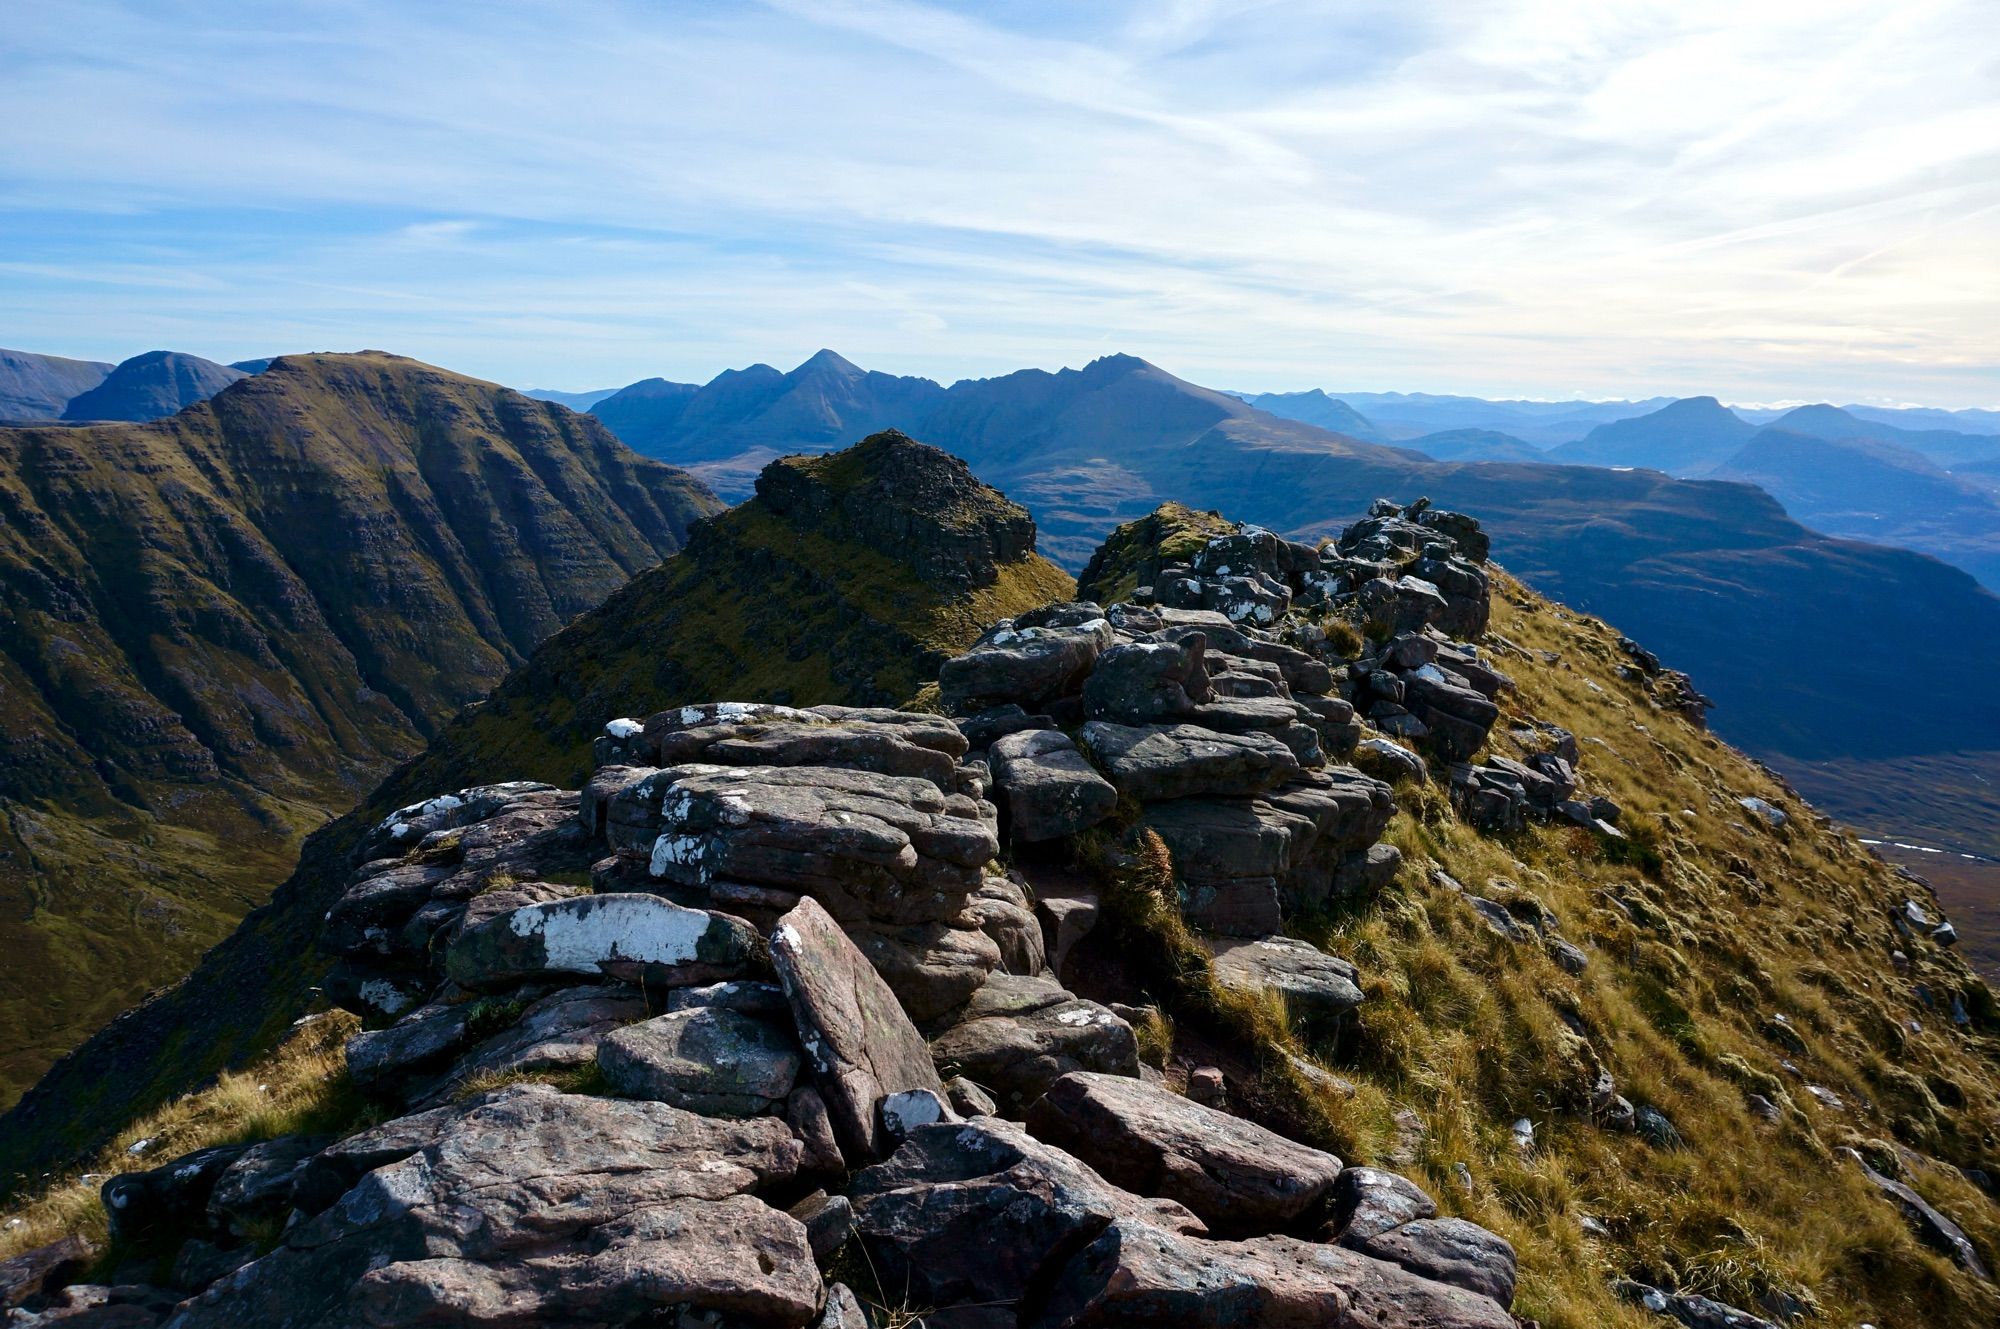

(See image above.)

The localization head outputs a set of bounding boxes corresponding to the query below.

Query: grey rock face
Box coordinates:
[598,1007,802,1116]
[987,729,1118,842]
[771,897,944,1162]
[1026,1071,1343,1233]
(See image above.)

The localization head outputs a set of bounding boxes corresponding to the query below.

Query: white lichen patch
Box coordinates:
[508,895,715,973]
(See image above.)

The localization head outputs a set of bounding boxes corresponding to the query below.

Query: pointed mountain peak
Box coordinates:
[792,348,863,378]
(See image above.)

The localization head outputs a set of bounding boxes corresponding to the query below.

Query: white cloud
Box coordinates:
[0,0,1993,403]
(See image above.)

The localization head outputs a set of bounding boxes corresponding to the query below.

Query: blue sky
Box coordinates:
[3,0,1997,405]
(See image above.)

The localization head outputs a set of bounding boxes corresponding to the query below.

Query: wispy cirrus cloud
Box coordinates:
[0,0,1994,403]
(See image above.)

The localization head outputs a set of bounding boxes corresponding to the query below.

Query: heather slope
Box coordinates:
[0,352,719,1106]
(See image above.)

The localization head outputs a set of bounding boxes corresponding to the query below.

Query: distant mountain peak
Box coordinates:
[793,347,863,377]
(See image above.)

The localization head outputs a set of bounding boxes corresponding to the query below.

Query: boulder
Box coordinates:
[597,1007,802,1116]
[1347,1217,1518,1307]
[847,1116,1205,1312]
[0,1235,94,1310]
[1037,1219,1516,1329]
[1079,722,1299,801]
[445,894,761,991]
[1082,637,1212,724]
[102,1143,252,1244]
[929,976,1140,1110]
[204,1135,327,1238]
[1026,1072,1343,1234]
[1207,935,1364,1024]
[849,919,1003,1023]
[1355,736,1428,785]
[771,898,945,1162]
[1035,888,1102,978]
[640,765,999,925]
[987,729,1119,842]
[1327,1166,1439,1243]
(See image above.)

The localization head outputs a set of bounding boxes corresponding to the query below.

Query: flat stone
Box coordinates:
[1027,1072,1343,1234]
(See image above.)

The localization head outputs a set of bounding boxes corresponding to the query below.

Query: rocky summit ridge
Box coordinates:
[5,457,2000,1328]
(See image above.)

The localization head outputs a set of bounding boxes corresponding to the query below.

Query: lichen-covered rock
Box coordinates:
[1026,1072,1343,1234]
[771,897,944,1162]
[444,893,761,990]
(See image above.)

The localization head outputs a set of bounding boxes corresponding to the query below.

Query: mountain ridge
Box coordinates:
[0,351,720,1106]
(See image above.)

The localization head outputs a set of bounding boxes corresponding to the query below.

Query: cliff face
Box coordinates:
[4,467,1996,1329]
[0,352,719,1106]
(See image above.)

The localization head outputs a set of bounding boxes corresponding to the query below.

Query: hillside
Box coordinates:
[0,352,719,1107]
[4,490,1996,1328]
[0,431,1068,1185]
[1715,429,2000,592]
[1238,388,1389,440]
[59,351,248,423]
[0,350,113,422]
[1548,396,1756,472]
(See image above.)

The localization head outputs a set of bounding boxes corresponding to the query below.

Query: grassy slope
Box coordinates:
[1109,570,2000,1327]
[0,352,719,1109]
